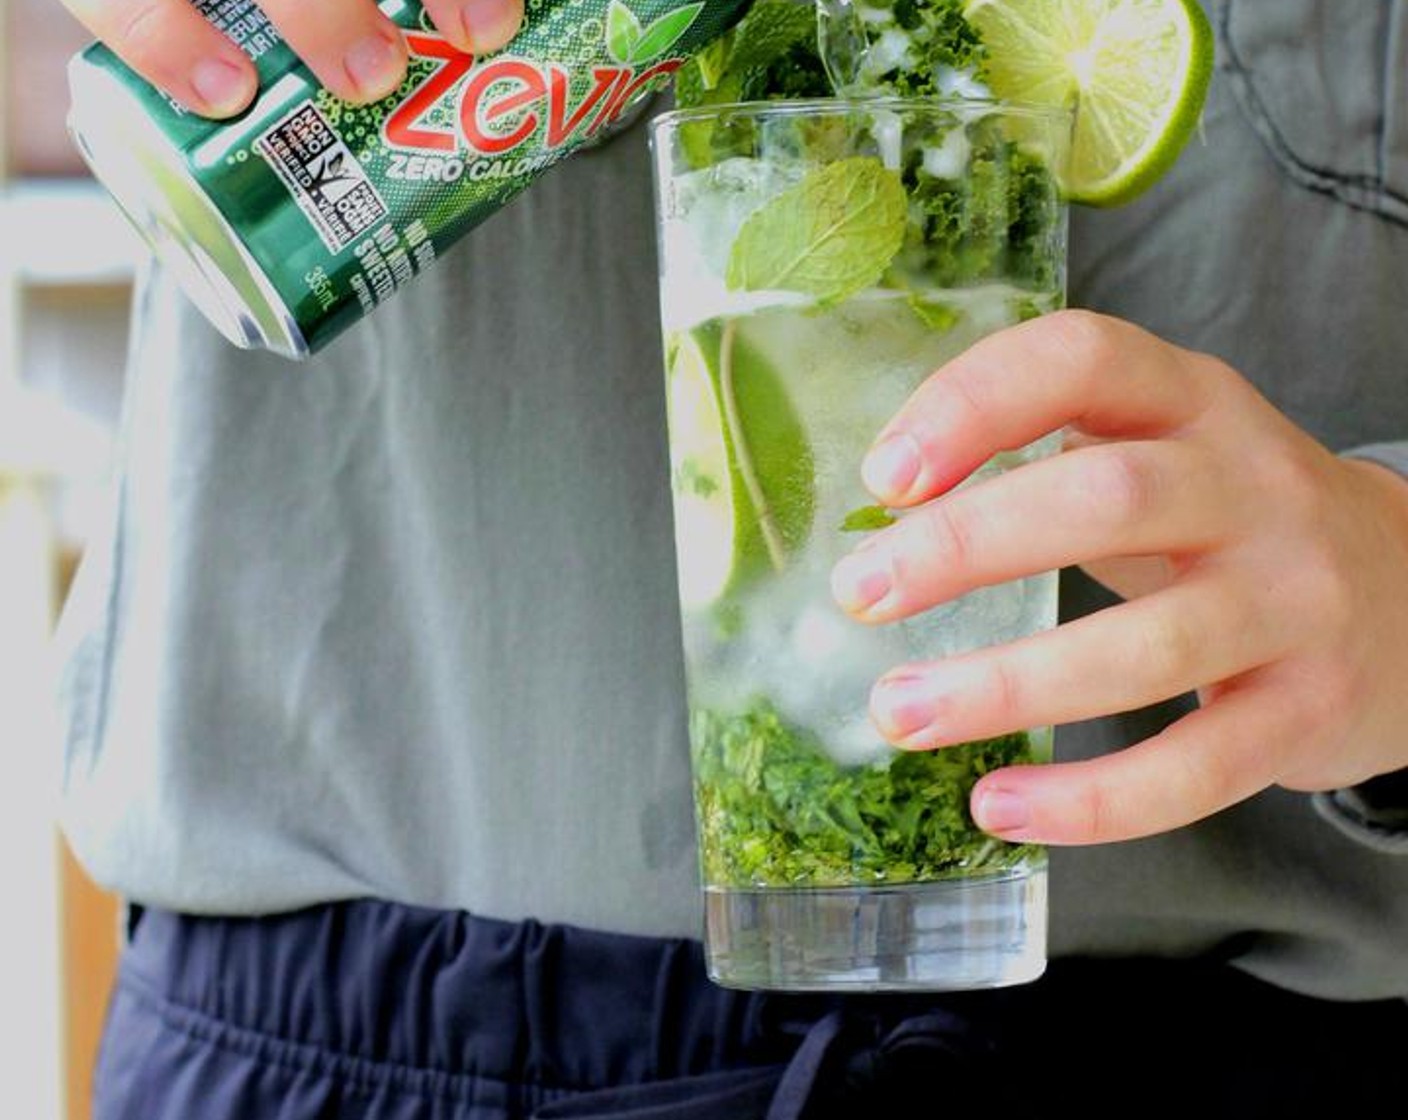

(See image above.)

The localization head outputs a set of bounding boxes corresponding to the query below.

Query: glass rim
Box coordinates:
[650,95,1075,132]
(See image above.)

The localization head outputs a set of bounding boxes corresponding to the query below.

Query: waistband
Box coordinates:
[118,900,1408,1116]
[121,901,795,1095]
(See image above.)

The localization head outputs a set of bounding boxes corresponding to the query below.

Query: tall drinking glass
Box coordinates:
[650,98,1071,990]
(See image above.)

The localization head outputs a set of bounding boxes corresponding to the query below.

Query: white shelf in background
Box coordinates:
[0,179,145,286]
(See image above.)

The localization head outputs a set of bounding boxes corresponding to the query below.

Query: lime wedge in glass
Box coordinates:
[665,320,814,609]
[964,0,1214,205]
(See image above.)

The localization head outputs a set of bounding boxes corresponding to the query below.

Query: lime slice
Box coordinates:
[665,320,814,609]
[964,0,1214,206]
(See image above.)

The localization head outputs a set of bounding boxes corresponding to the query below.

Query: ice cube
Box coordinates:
[921,127,972,179]
[659,159,814,329]
[934,66,992,101]
[674,158,805,274]
[861,29,916,82]
[828,714,893,767]
[790,602,854,669]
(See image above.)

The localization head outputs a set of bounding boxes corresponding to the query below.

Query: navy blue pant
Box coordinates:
[94,901,1407,1119]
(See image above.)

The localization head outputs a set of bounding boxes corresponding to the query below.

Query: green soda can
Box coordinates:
[68,0,748,357]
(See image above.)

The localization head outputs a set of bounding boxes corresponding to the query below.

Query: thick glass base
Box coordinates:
[703,868,1046,992]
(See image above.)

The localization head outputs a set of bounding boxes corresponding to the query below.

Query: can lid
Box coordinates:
[67,55,308,359]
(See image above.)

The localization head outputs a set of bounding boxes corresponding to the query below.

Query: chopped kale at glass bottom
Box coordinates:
[691,700,1042,887]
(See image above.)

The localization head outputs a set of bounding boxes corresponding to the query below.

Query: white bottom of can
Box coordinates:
[67,58,307,359]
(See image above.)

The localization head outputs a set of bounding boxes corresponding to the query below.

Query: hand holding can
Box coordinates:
[67,0,748,356]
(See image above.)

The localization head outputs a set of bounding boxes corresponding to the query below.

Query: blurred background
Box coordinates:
[1,2,143,1116]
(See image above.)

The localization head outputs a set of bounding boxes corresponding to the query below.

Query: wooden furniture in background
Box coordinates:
[56,548,121,1120]
[60,841,121,1119]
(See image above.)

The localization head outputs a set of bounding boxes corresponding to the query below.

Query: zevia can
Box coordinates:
[68,0,747,357]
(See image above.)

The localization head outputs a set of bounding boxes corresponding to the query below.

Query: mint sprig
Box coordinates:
[675,0,822,106]
[840,504,897,532]
[726,157,907,304]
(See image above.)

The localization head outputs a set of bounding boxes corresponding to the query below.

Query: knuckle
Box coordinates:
[1173,740,1239,818]
[1134,607,1202,691]
[1042,309,1122,390]
[1181,353,1236,414]
[1256,442,1335,529]
[937,363,998,433]
[113,0,169,55]
[1272,530,1358,642]
[1080,444,1161,525]
[1303,553,1357,634]
[1294,660,1360,733]
[910,499,976,576]
[982,659,1024,727]
[1072,776,1122,844]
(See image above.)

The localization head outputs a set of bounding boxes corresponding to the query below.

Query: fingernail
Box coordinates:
[460,0,522,52]
[344,33,404,99]
[862,432,922,501]
[830,551,892,615]
[189,57,255,116]
[871,674,935,741]
[973,789,1030,835]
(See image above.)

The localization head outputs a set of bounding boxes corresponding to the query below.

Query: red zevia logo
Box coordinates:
[384,1,703,157]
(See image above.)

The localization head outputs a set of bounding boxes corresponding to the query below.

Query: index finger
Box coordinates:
[63,0,258,117]
[861,310,1214,507]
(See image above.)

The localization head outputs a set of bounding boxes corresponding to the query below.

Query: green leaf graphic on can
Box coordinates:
[632,4,707,62]
[606,0,705,64]
[606,0,645,62]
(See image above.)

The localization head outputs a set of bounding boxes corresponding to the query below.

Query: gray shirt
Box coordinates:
[56,0,1408,999]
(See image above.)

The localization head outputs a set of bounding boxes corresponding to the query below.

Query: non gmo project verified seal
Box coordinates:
[256,102,388,253]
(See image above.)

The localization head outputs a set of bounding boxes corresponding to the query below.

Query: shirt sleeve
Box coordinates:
[1344,441,1408,481]
[1311,442,1408,853]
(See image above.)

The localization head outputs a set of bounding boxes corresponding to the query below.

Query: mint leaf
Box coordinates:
[726,158,907,304]
[674,0,828,110]
[631,3,704,64]
[725,0,819,75]
[692,33,733,89]
[606,0,643,65]
[840,505,897,532]
[674,457,719,498]
[672,1,831,169]
[1013,296,1047,322]
[907,295,962,332]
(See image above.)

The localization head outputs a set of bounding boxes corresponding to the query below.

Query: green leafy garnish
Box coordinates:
[894,126,1062,291]
[840,504,898,532]
[674,457,720,498]
[726,157,907,303]
[1013,296,1047,322]
[675,0,827,107]
[906,295,962,332]
[834,0,988,96]
[691,33,733,89]
[691,700,1040,887]
[673,0,831,166]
